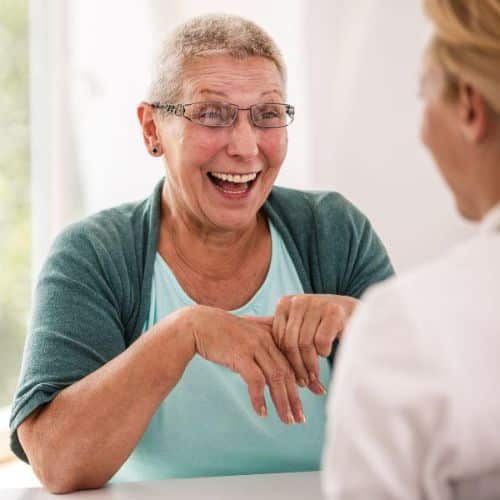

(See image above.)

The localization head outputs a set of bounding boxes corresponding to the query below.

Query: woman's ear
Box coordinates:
[457,82,489,144]
[137,102,162,156]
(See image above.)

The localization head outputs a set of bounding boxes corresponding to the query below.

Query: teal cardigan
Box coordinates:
[10,180,394,462]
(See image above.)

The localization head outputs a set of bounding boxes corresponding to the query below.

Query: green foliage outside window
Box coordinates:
[0,0,30,407]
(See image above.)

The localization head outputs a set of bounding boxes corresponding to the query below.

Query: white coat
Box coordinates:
[323,205,500,500]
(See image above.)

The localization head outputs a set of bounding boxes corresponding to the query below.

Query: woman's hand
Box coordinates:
[270,294,358,394]
[181,305,306,425]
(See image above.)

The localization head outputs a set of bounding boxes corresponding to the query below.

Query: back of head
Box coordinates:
[148,14,286,104]
[424,0,500,113]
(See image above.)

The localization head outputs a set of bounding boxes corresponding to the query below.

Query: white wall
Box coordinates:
[69,0,160,212]
[304,0,475,271]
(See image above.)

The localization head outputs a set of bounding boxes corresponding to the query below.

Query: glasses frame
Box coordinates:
[150,101,295,129]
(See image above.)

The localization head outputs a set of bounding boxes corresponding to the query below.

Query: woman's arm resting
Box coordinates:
[18,303,306,494]
[17,309,195,494]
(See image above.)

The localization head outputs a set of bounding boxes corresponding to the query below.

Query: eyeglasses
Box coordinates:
[150,101,295,128]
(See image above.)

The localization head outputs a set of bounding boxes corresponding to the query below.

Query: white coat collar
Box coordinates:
[480,203,500,234]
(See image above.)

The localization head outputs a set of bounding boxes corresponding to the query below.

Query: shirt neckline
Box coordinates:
[155,220,278,314]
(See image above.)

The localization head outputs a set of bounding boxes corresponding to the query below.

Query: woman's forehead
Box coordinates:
[181,55,285,101]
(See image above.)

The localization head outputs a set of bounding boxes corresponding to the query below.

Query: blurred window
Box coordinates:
[0,0,30,410]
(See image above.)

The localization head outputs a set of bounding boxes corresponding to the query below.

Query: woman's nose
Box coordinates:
[226,111,259,160]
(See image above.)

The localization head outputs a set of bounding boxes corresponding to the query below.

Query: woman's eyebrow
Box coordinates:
[261,89,283,98]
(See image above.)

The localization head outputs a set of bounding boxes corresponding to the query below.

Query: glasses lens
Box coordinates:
[186,102,236,127]
[252,103,293,128]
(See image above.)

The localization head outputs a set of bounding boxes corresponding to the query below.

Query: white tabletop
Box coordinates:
[1,471,324,499]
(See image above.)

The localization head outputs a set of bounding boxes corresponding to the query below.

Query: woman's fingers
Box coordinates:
[265,343,306,424]
[298,306,322,384]
[274,297,310,387]
[314,303,346,356]
[254,344,304,425]
[271,295,351,396]
[243,315,274,326]
[238,358,268,418]
[254,348,293,424]
[190,307,309,423]
[305,302,345,395]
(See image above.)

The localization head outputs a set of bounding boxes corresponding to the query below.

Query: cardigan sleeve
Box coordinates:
[341,210,394,299]
[9,219,130,463]
[314,192,395,299]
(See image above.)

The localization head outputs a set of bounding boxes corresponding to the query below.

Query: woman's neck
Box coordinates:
[159,197,266,281]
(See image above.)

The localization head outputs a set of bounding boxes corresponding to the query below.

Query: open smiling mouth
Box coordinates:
[207,171,261,195]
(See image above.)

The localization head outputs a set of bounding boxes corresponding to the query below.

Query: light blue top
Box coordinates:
[112,221,331,482]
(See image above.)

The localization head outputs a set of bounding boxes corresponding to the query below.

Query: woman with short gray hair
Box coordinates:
[10,14,393,493]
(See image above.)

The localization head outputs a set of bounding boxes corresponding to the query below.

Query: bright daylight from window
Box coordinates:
[0,0,31,481]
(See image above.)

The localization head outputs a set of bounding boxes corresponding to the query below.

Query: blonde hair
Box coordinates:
[424,0,500,113]
[148,14,287,104]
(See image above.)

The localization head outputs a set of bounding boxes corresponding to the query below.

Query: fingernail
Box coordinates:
[298,378,306,387]
[310,379,327,396]
[298,410,307,424]
[259,405,267,417]
[318,382,327,395]
[287,411,295,425]
[309,371,317,382]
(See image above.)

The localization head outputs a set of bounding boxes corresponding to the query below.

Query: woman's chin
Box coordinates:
[204,208,260,233]
[201,184,265,231]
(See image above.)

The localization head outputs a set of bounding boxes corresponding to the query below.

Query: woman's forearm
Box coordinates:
[17,309,196,494]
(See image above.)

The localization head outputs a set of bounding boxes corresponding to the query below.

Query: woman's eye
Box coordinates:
[256,106,283,119]
[200,111,221,118]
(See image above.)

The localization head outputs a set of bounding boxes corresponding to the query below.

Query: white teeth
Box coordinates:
[210,172,258,183]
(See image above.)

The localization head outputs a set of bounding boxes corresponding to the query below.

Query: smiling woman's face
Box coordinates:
[157,55,288,232]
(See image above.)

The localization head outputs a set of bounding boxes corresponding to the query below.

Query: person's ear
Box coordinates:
[137,102,162,156]
[457,82,489,144]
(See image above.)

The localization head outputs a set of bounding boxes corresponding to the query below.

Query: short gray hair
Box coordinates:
[147,13,287,104]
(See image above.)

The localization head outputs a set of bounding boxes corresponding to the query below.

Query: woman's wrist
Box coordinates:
[155,306,198,365]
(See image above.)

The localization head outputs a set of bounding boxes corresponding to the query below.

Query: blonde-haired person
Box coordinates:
[9,13,393,494]
[322,1,500,499]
